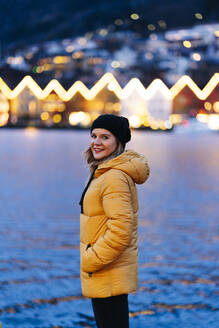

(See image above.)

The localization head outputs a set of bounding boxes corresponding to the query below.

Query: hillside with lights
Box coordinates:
[0,0,218,52]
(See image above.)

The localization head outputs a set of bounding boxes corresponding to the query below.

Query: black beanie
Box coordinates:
[90,114,131,147]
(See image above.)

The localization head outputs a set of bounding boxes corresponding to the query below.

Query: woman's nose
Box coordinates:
[94,137,102,145]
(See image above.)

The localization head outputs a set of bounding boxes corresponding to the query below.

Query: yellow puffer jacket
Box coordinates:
[80,150,150,298]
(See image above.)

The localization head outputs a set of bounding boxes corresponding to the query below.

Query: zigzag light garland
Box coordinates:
[0,72,218,101]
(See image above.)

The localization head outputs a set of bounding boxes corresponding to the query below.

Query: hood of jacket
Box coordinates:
[94,150,150,184]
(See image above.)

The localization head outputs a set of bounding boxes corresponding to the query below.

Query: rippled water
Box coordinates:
[0,127,219,328]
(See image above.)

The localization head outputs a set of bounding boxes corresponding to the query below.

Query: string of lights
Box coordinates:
[0,72,218,101]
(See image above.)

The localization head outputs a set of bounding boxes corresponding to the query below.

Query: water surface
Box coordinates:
[0,128,219,327]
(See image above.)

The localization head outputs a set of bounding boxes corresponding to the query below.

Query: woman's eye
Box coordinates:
[103,136,108,140]
[91,134,96,138]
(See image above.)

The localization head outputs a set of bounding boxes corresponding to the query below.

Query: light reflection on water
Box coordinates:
[0,128,219,327]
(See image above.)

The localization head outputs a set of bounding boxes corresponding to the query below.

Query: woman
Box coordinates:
[79,114,150,328]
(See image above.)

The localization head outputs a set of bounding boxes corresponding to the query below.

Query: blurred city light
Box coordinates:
[129,115,141,128]
[213,102,219,112]
[183,40,192,48]
[208,114,219,130]
[147,24,156,31]
[130,13,139,20]
[204,102,212,111]
[69,111,91,127]
[192,53,201,61]
[114,19,123,26]
[196,113,208,123]
[195,13,203,20]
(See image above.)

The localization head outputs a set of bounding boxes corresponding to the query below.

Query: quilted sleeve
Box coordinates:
[81,170,134,273]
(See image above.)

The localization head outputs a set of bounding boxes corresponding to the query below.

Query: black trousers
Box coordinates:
[91,294,129,328]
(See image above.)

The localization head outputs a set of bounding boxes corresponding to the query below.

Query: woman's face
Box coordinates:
[90,128,118,160]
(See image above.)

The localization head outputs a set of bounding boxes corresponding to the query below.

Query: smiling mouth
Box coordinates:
[93,148,104,152]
